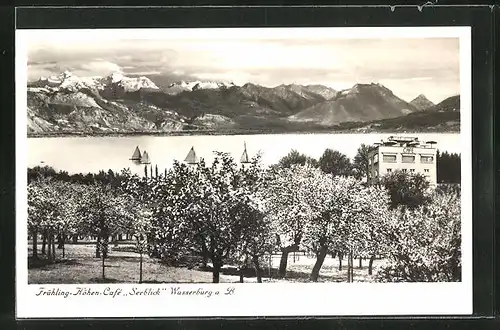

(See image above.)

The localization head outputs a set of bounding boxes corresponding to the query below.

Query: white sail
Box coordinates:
[184,147,198,164]
[240,142,250,163]
[130,146,141,160]
[141,151,151,164]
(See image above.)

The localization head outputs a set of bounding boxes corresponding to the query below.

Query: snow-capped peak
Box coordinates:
[35,71,103,92]
[109,71,125,83]
[32,71,160,93]
[193,80,235,90]
[177,80,190,88]
[105,72,159,92]
[61,70,73,79]
[168,80,236,92]
[59,72,105,92]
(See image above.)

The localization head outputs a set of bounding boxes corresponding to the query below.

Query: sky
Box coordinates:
[26,31,461,104]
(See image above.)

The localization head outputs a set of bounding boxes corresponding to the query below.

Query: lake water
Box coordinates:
[27,133,462,176]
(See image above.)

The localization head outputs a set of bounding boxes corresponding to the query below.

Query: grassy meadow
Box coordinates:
[28,242,385,284]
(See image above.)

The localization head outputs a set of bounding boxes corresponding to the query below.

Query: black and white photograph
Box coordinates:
[16,27,472,317]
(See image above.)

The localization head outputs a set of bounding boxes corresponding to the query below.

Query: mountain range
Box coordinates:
[288,83,418,126]
[410,94,435,110]
[26,71,460,136]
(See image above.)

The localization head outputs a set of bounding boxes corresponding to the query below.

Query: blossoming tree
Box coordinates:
[377,190,461,282]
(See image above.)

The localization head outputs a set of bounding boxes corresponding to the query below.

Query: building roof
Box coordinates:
[184,146,198,164]
[387,135,418,143]
[141,151,151,164]
[240,142,250,163]
[130,146,141,160]
[373,136,436,149]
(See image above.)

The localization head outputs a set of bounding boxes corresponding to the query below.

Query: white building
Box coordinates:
[368,136,437,186]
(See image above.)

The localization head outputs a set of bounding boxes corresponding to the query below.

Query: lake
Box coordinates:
[27,133,462,175]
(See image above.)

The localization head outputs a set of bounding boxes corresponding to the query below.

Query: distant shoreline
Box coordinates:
[27,128,461,138]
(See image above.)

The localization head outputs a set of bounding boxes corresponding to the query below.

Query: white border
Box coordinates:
[15,26,472,318]
[18,26,468,41]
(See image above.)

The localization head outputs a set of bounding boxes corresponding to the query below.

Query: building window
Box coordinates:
[382,154,396,163]
[387,168,392,173]
[410,169,415,173]
[424,169,429,173]
[402,169,407,173]
[421,155,434,163]
[402,155,415,163]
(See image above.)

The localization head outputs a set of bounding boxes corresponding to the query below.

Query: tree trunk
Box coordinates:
[48,233,53,258]
[347,254,351,283]
[240,254,249,283]
[212,269,220,283]
[102,251,105,280]
[42,231,47,255]
[95,236,101,258]
[139,251,143,283]
[239,270,244,283]
[31,229,38,259]
[278,251,289,278]
[310,245,328,282]
[368,255,375,275]
[338,253,343,271]
[72,235,78,243]
[268,253,272,278]
[352,255,355,281]
[47,234,52,261]
[102,236,109,258]
[253,256,262,283]
[212,261,221,283]
[201,241,209,268]
[57,234,64,249]
[359,256,362,268]
[59,234,66,258]
[348,253,354,282]
[51,234,56,261]
[278,239,300,278]
[47,233,56,262]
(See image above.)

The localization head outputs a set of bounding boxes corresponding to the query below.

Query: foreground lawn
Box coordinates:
[28,244,385,284]
[265,253,386,283]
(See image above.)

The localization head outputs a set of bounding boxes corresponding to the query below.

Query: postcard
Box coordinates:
[16,26,472,318]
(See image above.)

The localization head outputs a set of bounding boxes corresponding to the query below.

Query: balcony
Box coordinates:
[401,156,415,164]
[420,156,434,164]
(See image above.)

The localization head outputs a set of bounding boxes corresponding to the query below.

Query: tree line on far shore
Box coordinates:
[28,146,461,187]
[27,146,461,283]
[276,147,461,184]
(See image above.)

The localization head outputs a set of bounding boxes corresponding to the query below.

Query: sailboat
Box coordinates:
[240,142,250,164]
[184,146,198,165]
[130,146,142,161]
[141,151,151,164]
